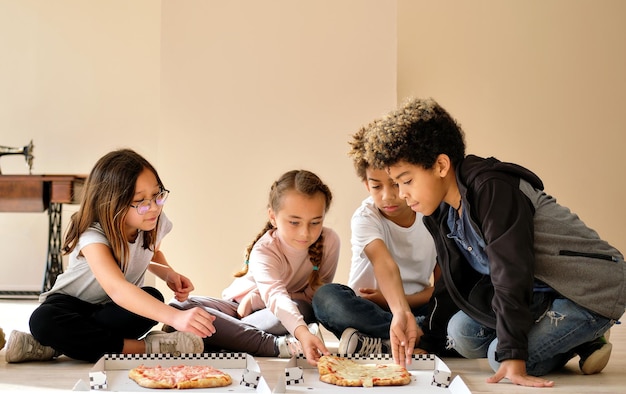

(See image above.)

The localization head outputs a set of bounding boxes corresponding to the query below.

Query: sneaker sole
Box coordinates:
[581,342,612,375]
[338,328,358,355]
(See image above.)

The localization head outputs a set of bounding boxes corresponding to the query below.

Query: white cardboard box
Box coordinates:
[87,352,269,392]
[274,354,472,394]
[81,353,472,393]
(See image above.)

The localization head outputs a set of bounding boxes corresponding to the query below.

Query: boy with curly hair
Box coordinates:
[312,127,438,356]
[359,97,624,388]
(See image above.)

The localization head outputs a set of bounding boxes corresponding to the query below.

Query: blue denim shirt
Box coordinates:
[446,203,554,292]
[446,204,489,274]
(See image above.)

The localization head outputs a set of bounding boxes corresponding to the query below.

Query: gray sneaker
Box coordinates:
[5,330,57,363]
[144,331,204,356]
[276,334,303,358]
[338,327,390,355]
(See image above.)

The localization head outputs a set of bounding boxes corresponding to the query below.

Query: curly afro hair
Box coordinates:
[359,98,466,170]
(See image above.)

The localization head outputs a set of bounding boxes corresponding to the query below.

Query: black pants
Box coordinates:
[29,286,163,362]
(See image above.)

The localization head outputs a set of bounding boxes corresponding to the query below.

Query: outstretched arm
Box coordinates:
[83,243,216,338]
[363,239,418,365]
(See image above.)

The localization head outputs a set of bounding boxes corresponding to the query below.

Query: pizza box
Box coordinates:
[84,352,271,392]
[273,354,472,393]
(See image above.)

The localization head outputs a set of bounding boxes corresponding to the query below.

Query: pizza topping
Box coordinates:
[129,364,233,389]
[317,355,411,387]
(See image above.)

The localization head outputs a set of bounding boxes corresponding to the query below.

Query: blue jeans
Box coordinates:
[312,283,427,340]
[447,297,614,376]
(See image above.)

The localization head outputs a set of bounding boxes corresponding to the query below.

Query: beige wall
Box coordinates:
[0,1,397,296]
[1,1,623,300]
[398,0,626,256]
[0,0,162,291]
[157,0,396,296]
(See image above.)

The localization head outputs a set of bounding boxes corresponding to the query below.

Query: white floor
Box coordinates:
[2,299,626,393]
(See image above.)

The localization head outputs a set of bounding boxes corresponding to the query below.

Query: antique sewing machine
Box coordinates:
[0,139,88,295]
[0,140,34,174]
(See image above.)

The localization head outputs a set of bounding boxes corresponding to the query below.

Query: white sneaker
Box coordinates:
[144,331,203,356]
[5,330,58,363]
[276,323,324,358]
[338,327,390,355]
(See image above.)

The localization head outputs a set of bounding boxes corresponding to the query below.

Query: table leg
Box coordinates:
[42,202,64,292]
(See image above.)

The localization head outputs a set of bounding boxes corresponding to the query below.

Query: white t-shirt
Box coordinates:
[39,212,173,304]
[348,196,436,295]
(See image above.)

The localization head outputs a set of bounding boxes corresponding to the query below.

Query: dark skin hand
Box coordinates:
[487,359,554,387]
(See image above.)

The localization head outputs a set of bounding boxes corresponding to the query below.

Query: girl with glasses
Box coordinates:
[168,169,339,365]
[5,149,216,363]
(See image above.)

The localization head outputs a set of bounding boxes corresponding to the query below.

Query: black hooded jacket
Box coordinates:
[417,155,625,362]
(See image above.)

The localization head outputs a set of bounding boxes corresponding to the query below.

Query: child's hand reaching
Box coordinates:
[294,324,330,365]
[166,271,194,302]
[171,307,217,338]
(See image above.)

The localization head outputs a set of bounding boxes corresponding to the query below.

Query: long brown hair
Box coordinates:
[62,149,164,272]
[234,170,333,289]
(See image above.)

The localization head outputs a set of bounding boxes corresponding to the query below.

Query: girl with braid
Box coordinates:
[168,169,340,365]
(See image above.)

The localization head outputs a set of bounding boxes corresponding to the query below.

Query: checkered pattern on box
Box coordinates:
[103,352,246,361]
[285,367,304,385]
[239,375,259,388]
[295,353,435,362]
[241,366,262,388]
[89,374,107,390]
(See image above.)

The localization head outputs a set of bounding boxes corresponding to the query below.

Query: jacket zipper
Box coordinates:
[559,250,618,262]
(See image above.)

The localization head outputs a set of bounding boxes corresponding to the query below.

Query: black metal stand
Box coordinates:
[42,202,64,292]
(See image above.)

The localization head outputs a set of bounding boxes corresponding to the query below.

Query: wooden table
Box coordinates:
[0,175,86,295]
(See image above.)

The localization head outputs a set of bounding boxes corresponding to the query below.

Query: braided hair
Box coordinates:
[234,170,332,290]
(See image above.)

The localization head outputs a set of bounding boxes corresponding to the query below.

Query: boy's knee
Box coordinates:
[313,283,352,310]
[313,283,337,303]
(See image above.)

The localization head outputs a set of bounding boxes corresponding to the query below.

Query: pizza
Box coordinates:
[317,355,412,388]
[128,364,232,389]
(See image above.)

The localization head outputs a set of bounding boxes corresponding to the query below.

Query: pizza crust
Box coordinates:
[128,366,175,389]
[317,355,411,388]
[128,364,232,389]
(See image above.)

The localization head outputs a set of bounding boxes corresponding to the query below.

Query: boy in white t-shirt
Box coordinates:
[312,128,439,354]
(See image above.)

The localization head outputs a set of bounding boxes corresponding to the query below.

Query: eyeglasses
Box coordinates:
[130,189,170,215]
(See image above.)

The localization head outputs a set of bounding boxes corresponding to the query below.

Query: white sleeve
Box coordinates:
[347,202,385,291]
